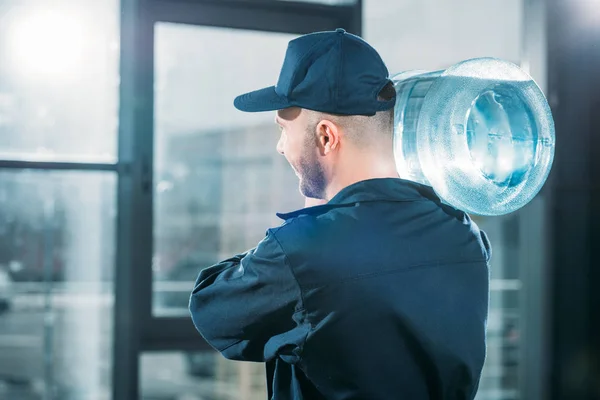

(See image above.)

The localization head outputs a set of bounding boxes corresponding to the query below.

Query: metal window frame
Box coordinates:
[114,1,361,398]
[0,160,120,171]
[517,1,550,399]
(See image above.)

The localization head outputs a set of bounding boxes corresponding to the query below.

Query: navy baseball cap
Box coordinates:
[233,28,396,116]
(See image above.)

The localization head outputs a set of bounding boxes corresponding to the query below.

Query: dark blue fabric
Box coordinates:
[233,29,396,116]
[189,178,491,400]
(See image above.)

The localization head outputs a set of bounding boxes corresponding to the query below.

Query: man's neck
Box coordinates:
[324,154,399,201]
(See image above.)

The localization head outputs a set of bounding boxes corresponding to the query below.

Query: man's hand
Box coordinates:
[304,197,328,208]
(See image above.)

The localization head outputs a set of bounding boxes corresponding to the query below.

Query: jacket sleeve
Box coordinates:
[188,228,306,362]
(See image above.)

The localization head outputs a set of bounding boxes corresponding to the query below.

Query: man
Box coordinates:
[189,28,491,399]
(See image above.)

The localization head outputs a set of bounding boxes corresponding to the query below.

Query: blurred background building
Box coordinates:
[0,0,598,399]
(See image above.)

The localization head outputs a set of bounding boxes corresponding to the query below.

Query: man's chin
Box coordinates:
[298,179,309,198]
[299,180,321,200]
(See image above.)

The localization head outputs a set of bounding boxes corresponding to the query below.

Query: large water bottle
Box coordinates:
[392,57,555,216]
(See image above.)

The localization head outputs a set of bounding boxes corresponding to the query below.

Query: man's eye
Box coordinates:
[277,125,284,132]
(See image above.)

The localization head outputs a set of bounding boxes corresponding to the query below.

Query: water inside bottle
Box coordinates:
[465,84,537,188]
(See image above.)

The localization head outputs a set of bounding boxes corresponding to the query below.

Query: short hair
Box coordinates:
[307,81,396,147]
[373,80,396,135]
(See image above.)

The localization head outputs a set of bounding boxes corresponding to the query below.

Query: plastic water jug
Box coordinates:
[392,57,555,216]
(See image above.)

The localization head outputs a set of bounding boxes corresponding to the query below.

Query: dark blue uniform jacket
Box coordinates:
[189,178,491,400]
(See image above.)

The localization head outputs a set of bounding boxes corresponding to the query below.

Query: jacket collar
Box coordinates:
[276,178,435,221]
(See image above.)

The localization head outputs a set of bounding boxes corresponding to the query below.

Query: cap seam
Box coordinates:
[340,34,391,114]
[349,34,389,77]
[334,33,344,110]
[287,35,331,97]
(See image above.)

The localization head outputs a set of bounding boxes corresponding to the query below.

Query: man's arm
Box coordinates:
[189,229,306,362]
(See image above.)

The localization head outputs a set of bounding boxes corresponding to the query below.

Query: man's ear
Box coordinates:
[316,119,341,155]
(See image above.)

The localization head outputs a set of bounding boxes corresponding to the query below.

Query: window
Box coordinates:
[152,24,303,316]
[0,171,116,399]
[0,0,119,398]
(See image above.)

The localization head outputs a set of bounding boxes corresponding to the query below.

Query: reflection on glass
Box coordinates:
[152,24,303,317]
[0,171,115,399]
[141,351,267,400]
[0,0,119,162]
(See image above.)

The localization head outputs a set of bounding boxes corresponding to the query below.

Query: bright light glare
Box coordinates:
[8,11,85,77]
[575,0,600,27]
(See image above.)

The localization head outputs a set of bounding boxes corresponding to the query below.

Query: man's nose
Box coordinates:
[276,137,285,155]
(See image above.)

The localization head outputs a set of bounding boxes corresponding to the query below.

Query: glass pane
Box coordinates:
[0,0,119,162]
[0,171,115,399]
[152,24,303,316]
[141,350,266,400]
[472,215,521,400]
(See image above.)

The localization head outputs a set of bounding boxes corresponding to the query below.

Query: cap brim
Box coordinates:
[234,86,292,112]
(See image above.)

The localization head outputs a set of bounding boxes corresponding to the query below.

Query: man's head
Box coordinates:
[274,82,396,199]
[234,28,398,200]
